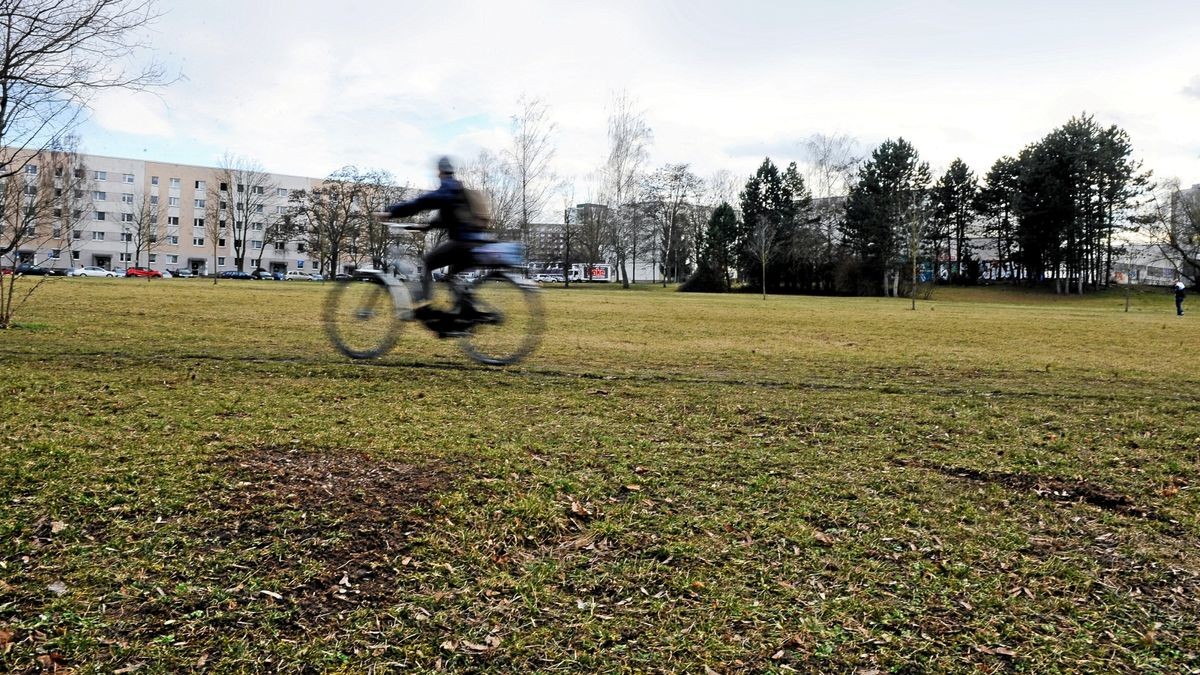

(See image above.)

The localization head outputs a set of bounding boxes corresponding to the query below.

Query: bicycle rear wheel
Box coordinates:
[324,273,411,359]
[459,271,544,366]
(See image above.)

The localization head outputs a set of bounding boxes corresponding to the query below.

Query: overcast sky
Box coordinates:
[79,0,1200,205]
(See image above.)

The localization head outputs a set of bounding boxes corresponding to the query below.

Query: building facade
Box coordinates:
[8,150,321,275]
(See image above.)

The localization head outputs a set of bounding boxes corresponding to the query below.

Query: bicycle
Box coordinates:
[323,227,544,366]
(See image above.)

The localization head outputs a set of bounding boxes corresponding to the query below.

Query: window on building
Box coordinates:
[92,231,105,240]
[170,178,181,188]
[254,204,264,213]
[237,183,245,193]
[297,260,305,269]
[25,164,38,175]
[252,240,262,249]
[23,225,36,236]
[121,232,132,242]
[149,233,157,243]
[168,255,178,264]
[74,189,84,198]
[148,254,157,263]
[169,235,179,245]
[217,256,226,266]
[194,199,205,209]
[195,180,206,190]
[53,209,62,219]
[168,197,180,207]
[253,186,264,195]
[194,218,205,228]
[275,206,286,214]
[48,249,60,259]
[150,195,159,205]
[51,225,62,237]
[273,242,285,251]
[121,213,134,223]
[122,193,134,203]
[167,216,179,226]
[94,170,107,180]
[24,185,36,195]
[94,211,106,221]
[72,251,80,260]
[297,243,306,253]
[193,237,204,246]
[220,200,228,210]
[220,182,228,192]
[119,252,132,263]
[124,173,134,184]
[251,222,263,231]
[93,191,106,201]
[151,176,159,185]
[276,188,288,197]
[218,238,226,247]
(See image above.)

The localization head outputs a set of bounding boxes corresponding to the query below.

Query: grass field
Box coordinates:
[1,278,1198,673]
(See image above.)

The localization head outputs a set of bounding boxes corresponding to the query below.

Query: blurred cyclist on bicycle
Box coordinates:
[374,156,490,329]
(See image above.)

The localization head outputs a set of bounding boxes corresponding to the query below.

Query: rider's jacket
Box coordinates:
[384,176,487,242]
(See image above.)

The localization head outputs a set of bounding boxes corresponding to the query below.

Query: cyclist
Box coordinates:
[374,157,490,334]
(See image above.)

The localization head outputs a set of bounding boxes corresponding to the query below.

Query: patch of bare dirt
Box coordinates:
[204,446,448,619]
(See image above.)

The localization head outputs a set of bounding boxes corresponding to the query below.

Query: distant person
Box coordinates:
[1174,280,1186,316]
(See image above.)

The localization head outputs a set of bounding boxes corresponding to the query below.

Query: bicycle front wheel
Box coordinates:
[460,271,544,366]
[324,274,411,359]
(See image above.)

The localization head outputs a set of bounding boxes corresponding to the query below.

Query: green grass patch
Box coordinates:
[1,279,1197,672]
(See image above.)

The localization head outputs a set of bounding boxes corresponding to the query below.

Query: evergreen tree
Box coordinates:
[842,138,931,295]
[681,201,738,292]
[931,158,978,282]
[976,156,1021,280]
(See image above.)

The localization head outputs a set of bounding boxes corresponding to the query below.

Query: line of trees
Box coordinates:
[678,114,1153,297]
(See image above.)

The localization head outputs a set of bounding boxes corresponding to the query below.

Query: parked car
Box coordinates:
[251,268,275,280]
[218,270,253,280]
[68,266,118,278]
[15,264,66,276]
[284,270,312,281]
[173,269,194,278]
[334,273,353,281]
[125,267,162,278]
[534,273,564,283]
[309,273,325,282]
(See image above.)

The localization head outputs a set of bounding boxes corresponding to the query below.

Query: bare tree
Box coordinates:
[508,96,557,252]
[601,92,652,288]
[208,154,279,272]
[356,170,409,270]
[1148,180,1199,286]
[290,166,366,277]
[904,201,932,310]
[38,137,91,271]
[802,133,861,266]
[643,164,702,285]
[0,0,168,328]
[461,149,519,238]
[126,189,163,269]
[745,216,782,300]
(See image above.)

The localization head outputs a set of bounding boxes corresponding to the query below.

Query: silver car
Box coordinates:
[69,266,118,278]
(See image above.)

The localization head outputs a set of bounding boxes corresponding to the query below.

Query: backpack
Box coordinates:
[459,188,494,229]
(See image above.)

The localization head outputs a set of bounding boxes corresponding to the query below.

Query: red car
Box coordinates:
[125,267,162,278]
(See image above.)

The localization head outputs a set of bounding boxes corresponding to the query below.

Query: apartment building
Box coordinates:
[8,150,321,275]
